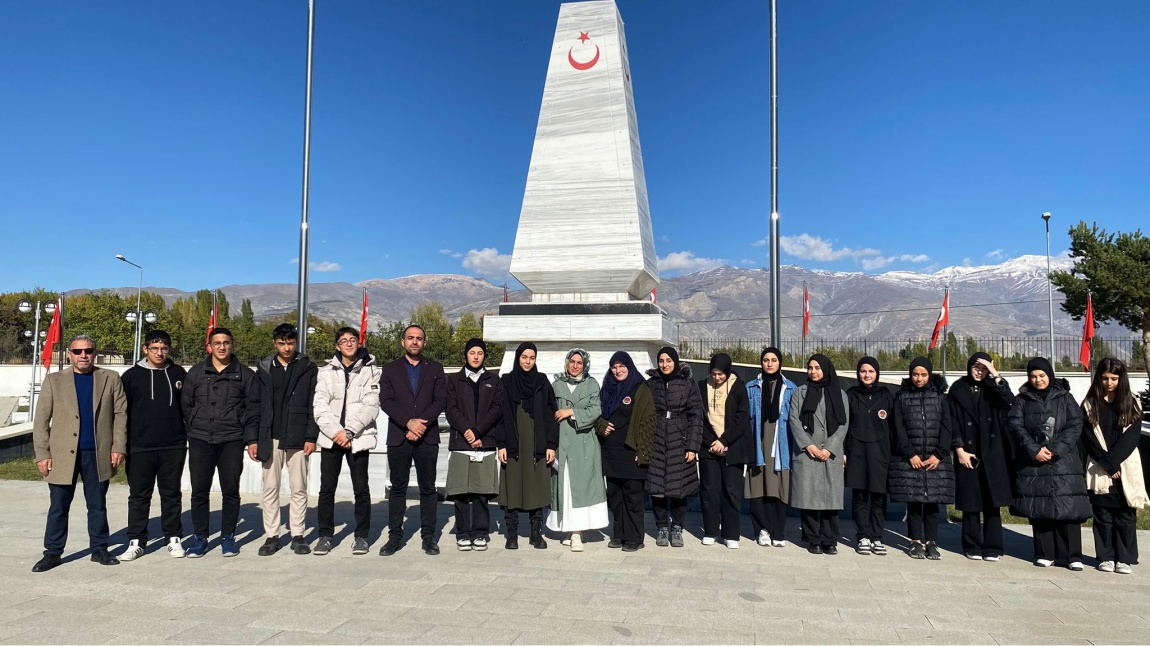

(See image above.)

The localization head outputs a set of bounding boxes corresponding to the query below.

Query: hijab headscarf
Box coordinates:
[760,347,784,423]
[555,348,590,384]
[463,337,486,381]
[600,351,644,418]
[849,356,883,395]
[505,342,548,417]
[1026,357,1056,399]
[966,352,992,381]
[800,353,846,436]
[908,356,934,392]
[657,346,681,382]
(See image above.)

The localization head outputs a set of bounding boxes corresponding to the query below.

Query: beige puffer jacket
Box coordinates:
[313,352,381,453]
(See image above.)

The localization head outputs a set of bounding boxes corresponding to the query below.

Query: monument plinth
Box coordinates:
[484,0,676,376]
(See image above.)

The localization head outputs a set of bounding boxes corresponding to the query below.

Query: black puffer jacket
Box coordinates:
[247,354,319,460]
[1007,379,1091,522]
[645,365,704,498]
[445,368,503,451]
[182,356,258,445]
[888,375,955,504]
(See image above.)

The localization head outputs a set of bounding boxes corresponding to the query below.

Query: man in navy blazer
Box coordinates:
[378,324,446,556]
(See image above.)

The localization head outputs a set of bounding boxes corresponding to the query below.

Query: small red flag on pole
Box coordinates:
[929,290,950,350]
[41,300,61,372]
[359,288,369,345]
[1079,293,1095,370]
[802,284,810,338]
[503,284,509,304]
[204,292,218,353]
[649,289,657,304]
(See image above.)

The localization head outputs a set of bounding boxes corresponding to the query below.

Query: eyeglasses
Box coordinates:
[210,341,232,348]
[70,348,96,356]
[610,365,628,371]
[337,338,359,346]
[146,346,170,353]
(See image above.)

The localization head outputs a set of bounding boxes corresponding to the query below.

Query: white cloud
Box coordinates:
[288,258,342,272]
[660,235,669,243]
[658,251,725,274]
[751,238,768,247]
[859,253,931,271]
[985,249,1006,260]
[462,247,512,279]
[779,234,881,262]
[439,248,463,259]
[962,258,973,267]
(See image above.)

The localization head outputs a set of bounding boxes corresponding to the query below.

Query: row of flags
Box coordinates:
[201,287,373,350]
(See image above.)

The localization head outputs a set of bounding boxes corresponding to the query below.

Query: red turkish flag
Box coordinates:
[41,301,61,372]
[1079,293,1095,370]
[929,291,950,350]
[359,289,369,346]
[649,289,657,304]
[802,286,810,338]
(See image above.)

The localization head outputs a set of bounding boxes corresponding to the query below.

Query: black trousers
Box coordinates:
[504,506,544,531]
[699,458,744,541]
[188,438,244,536]
[606,477,645,544]
[750,496,788,540]
[318,444,371,539]
[1093,505,1138,564]
[454,495,491,539]
[652,496,688,529]
[800,509,840,547]
[1031,519,1083,564]
[961,508,1003,557]
[851,490,886,542]
[44,450,109,556]
[126,448,186,542]
[906,502,939,542]
[387,440,438,539]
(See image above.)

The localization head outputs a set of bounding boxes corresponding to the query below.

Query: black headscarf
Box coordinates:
[849,356,883,395]
[709,353,733,376]
[601,351,644,418]
[760,347,784,423]
[966,352,991,380]
[1026,357,1056,398]
[951,352,996,428]
[657,346,681,382]
[505,342,547,417]
[463,337,486,370]
[800,354,846,436]
[908,356,934,392]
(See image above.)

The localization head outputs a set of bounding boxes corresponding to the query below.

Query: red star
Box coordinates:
[578,31,590,43]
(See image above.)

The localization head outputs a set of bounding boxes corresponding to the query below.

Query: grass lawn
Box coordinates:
[946,505,1150,530]
[0,456,128,485]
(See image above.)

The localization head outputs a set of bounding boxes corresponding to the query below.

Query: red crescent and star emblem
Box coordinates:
[877,409,888,420]
[622,396,632,405]
[568,31,600,71]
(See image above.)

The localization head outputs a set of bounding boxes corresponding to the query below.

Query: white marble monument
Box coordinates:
[484,0,677,377]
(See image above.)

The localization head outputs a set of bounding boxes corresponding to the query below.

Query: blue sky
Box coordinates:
[2,0,1147,293]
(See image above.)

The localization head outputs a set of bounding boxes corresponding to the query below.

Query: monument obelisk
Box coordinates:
[484,0,677,377]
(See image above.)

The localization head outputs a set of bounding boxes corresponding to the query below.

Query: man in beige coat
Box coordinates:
[31,334,128,572]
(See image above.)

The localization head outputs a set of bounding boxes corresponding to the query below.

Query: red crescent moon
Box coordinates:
[568,45,600,71]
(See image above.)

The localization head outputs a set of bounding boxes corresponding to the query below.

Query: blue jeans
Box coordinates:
[44,450,110,556]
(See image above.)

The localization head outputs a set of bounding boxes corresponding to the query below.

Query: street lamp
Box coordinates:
[1041,212,1055,362]
[16,299,56,422]
[115,254,145,363]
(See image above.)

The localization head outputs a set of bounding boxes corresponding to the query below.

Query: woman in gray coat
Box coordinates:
[788,354,849,555]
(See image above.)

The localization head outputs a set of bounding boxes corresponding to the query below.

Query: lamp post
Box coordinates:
[17,299,57,422]
[1041,212,1055,362]
[115,254,144,363]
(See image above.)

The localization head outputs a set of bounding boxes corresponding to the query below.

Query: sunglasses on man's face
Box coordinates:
[70,348,96,356]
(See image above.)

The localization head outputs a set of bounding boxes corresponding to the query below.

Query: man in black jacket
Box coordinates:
[247,324,319,556]
[120,330,188,561]
[181,327,257,558]
[378,324,446,556]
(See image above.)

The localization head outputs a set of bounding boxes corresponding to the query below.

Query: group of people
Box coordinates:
[28,327,1147,576]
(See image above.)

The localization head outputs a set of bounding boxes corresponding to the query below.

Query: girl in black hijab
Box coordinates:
[845,357,894,555]
[947,352,1015,561]
[698,353,752,548]
[645,346,704,548]
[496,342,559,549]
[746,347,795,548]
[788,354,849,555]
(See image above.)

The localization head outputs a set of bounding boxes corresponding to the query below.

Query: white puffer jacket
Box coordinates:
[313,352,381,453]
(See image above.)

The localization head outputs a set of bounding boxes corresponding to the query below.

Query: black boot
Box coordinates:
[530,518,547,550]
[504,513,519,550]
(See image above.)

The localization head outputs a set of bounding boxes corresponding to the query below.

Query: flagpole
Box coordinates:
[801,280,807,360]
[767,0,782,349]
[295,0,317,355]
[56,295,65,371]
[941,285,949,381]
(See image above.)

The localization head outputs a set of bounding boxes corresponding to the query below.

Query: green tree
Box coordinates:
[1050,222,1150,383]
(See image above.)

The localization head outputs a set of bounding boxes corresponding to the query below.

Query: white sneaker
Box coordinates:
[983,554,1000,562]
[1069,561,1084,571]
[456,538,472,551]
[167,537,185,558]
[757,530,770,546]
[570,534,584,552]
[1035,559,1054,567]
[856,538,872,555]
[472,536,489,551]
[1098,560,1116,572]
[1116,562,1132,575]
[121,539,144,561]
[725,540,739,549]
[701,536,716,546]
[771,539,786,548]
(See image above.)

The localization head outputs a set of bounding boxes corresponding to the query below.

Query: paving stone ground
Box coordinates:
[1,479,1148,645]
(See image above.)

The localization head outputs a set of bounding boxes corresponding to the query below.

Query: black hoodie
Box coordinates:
[121,359,188,452]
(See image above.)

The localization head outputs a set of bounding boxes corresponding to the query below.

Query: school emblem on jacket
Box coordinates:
[877,409,887,419]
[174,381,182,390]
[623,396,632,405]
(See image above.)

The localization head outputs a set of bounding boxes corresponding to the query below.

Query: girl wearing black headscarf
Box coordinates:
[746,347,795,548]
[788,354,849,554]
[889,357,955,560]
[645,347,703,548]
[496,342,559,550]
[595,351,656,552]
[845,357,894,555]
[697,353,752,548]
[1008,357,1090,569]
[947,352,1015,561]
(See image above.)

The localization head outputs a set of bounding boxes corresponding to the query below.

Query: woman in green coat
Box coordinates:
[548,349,609,551]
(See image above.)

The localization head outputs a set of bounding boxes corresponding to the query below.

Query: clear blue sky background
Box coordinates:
[2,0,1147,292]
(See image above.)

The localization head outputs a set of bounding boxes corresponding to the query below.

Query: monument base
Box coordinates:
[484,302,678,378]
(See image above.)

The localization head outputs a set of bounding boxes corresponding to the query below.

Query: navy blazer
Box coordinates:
[378,355,447,446]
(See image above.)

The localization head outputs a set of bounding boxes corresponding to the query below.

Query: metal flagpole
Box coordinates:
[768,0,782,349]
[295,0,317,355]
[941,286,949,381]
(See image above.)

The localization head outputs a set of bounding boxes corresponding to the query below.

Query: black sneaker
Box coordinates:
[291,536,311,555]
[807,544,824,555]
[656,527,670,547]
[351,537,369,555]
[258,537,280,556]
[670,526,685,548]
[423,538,440,556]
[925,543,940,560]
[313,536,333,556]
[608,539,623,549]
[621,541,644,552]
[908,542,926,559]
[823,544,838,555]
[378,536,403,556]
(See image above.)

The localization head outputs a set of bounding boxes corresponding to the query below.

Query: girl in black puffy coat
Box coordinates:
[1008,357,1091,570]
[889,357,956,560]
[644,347,703,548]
